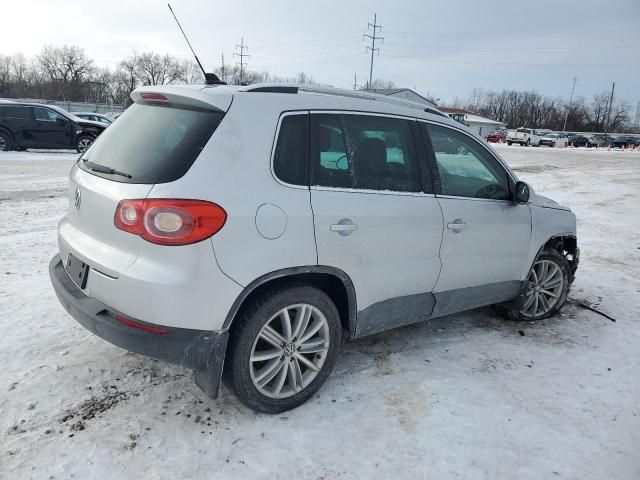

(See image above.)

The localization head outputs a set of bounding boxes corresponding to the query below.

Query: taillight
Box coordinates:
[140,92,168,102]
[114,199,226,246]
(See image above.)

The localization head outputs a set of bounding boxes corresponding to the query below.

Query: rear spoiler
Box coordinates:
[130,86,232,112]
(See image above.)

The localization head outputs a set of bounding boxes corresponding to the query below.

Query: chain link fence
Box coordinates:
[0,98,124,115]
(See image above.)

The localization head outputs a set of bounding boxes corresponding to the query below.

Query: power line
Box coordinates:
[234,37,250,85]
[363,13,383,89]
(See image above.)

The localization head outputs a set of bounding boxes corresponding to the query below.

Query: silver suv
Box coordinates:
[49,84,579,413]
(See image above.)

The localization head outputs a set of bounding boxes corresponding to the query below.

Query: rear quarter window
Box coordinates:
[78,103,224,184]
[273,114,309,186]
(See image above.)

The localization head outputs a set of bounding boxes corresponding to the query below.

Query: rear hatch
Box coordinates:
[59,86,231,277]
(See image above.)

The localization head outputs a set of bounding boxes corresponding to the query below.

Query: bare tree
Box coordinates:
[134,52,184,86]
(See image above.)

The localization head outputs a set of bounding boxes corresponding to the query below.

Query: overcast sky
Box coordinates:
[2,0,639,107]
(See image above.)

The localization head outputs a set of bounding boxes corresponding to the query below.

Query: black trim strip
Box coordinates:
[222,266,358,339]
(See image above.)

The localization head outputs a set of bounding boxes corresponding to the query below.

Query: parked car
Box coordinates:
[485,130,506,143]
[567,134,589,147]
[0,103,106,152]
[611,135,637,148]
[49,84,579,413]
[507,127,541,146]
[72,112,113,125]
[540,133,568,147]
[587,134,615,148]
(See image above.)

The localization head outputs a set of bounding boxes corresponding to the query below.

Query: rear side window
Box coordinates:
[311,114,422,192]
[79,103,224,184]
[273,114,308,186]
[1,106,32,120]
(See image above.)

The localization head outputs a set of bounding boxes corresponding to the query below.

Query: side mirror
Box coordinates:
[514,181,530,204]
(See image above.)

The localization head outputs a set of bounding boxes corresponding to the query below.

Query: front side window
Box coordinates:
[34,107,65,122]
[311,113,422,192]
[426,124,511,200]
[273,114,308,186]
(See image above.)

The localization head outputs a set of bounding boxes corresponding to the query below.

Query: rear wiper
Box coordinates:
[83,160,132,179]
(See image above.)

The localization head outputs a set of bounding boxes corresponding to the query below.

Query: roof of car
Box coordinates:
[131,83,484,137]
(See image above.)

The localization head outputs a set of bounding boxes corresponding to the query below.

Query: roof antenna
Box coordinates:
[167,3,225,85]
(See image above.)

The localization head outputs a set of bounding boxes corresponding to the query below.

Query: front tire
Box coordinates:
[507,141,512,146]
[225,284,342,413]
[507,250,571,321]
[75,135,94,153]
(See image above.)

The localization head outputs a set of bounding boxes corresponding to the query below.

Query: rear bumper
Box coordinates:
[49,254,228,397]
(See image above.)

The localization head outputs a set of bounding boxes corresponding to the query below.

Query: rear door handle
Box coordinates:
[447,219,467,232]
[330,220,358,236]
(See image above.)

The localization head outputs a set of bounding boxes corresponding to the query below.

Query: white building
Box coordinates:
[363,88,438,108]
[440,108,506,137]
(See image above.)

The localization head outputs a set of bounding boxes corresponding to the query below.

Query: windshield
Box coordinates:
[78,103,224,184]
[516,128,528,133]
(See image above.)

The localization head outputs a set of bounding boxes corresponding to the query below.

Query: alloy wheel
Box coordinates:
[249,303,330,399]
[77,138,93,153]
[520,259,564,318]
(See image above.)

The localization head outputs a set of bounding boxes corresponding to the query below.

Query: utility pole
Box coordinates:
[562,77,577,132]
[604,81,615,135]
[353,73,359,91]
[363,14,383,89]
[634,101,640,133]
[234,37,250,85]
[220,52,226,83]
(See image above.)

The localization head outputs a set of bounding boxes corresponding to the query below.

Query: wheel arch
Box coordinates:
[0,126,15,143]
[525,233,578,285]
[222,266,358,340]
[538,234,578,281]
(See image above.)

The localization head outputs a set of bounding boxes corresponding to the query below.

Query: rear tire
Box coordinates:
[526,139,531,146]
[225,284,342,413]
[507,141,512,146]
[505,250,571,321]
[0,131,12,151]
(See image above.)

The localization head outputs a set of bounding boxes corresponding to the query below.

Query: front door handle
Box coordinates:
[447,219,467,232]
[330,219,358,236]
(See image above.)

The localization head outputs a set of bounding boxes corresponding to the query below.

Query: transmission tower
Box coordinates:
[634,101,640,133]
[363,14,383,89]
[234,37,250,85]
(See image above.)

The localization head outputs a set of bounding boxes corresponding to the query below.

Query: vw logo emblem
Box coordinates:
[74,187,81,209]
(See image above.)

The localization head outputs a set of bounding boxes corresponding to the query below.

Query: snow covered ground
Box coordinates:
[1,145,639,479]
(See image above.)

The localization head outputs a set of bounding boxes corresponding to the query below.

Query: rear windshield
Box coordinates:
[78,103,224,184]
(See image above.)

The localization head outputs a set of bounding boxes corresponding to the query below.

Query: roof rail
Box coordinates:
[239,83,447,117]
